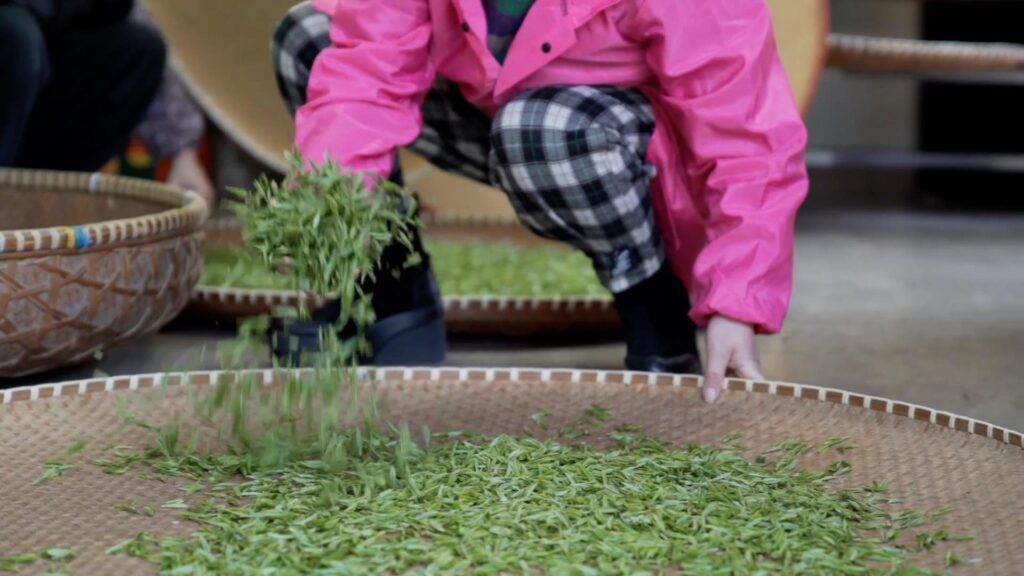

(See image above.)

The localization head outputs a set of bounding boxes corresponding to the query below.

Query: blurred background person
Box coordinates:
[131,5,215,204]
[0,0,165,172]
[0,0,215,204]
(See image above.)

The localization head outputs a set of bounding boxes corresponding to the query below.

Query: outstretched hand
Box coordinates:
[703,315,764,404]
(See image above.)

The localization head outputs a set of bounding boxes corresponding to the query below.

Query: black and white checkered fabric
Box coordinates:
[272,2,332,115]
[273,2,665,292]
[490,85,663,292]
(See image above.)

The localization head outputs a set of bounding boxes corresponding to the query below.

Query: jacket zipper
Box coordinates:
[561,0,568,16]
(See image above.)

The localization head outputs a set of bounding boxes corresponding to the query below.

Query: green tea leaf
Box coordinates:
[41,549,75,561]
[65,440,88,456]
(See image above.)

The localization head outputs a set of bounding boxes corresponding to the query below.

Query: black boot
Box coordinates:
[270,225,447,367]
[613,263,702,374]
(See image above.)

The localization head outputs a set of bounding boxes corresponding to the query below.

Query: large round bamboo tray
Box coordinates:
[0,170,207,378]
[1,368,1022,573]
[145,0,828,176]
[189,217,621,336]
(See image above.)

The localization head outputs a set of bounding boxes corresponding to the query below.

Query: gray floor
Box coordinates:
[9,170,1024,431]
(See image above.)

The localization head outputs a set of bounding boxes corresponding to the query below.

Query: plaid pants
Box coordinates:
[273,2,665,292]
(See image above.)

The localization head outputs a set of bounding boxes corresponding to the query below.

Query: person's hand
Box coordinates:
[703,315,764,404]
[167,148,216,206]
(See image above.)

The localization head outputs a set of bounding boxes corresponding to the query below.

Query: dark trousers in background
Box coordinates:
[0,4,166,170]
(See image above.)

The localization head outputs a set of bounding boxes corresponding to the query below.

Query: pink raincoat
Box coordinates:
[298,0,809,334]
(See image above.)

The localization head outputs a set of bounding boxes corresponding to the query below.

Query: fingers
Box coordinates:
[734,360,764,382]
[703,369,725,404]
[703,336,730,404]
[733,342,764,382]
[703,316,765,404]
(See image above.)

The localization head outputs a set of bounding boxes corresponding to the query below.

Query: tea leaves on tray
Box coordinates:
[200,240,608,298]
[425,240,607,297]
[200,247,295,292]
[99,412,959,575]
[0,548,77,574]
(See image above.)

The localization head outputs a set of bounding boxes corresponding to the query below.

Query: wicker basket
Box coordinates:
[190,216,621,336]
[1,369,1022,573]
[0,170,207,378]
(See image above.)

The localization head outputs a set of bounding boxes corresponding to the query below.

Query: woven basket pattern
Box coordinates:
[0,234,203,377]
[0,170,207,377]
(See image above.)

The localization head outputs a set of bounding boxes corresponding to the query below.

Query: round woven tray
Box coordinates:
[1,369,1021,573]
[189,217,620,336]
[0,170,207,378]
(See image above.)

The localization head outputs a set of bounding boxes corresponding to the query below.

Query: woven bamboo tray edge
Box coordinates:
[190,286,614,310]
[0,169,208,254]
[3,368,1021,450]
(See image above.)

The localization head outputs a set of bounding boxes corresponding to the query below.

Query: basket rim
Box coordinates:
[3,368,1021,450]
[192,284,614,310]
[0,169,208,254]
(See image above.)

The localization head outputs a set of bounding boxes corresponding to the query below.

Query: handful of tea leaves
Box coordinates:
[229,152,419,331]
[207,155,422,464]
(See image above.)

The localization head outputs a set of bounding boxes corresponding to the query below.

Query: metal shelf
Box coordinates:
[807,147,1024,172]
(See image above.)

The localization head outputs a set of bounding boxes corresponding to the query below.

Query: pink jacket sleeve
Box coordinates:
[637,0,809,334]
[296,0,435,176]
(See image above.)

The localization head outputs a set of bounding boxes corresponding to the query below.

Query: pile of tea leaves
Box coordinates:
[95,406,966,575]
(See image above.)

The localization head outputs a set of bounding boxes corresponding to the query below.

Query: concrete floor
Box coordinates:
[8,170,1024,431]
